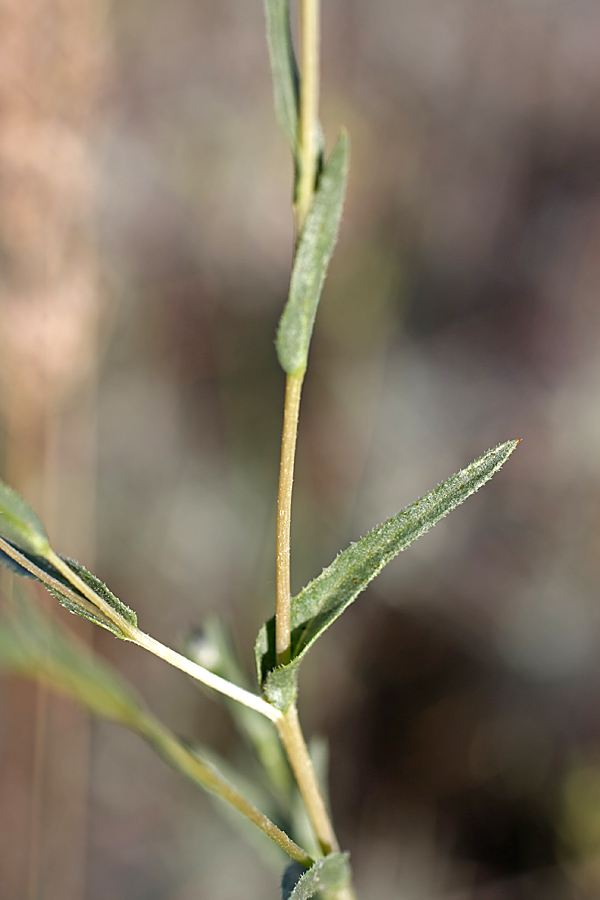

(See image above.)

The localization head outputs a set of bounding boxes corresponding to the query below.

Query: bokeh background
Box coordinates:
[2,1,600,898]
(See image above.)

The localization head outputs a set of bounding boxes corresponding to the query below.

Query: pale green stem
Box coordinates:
[0,538,281,724]
[275,371,304,665]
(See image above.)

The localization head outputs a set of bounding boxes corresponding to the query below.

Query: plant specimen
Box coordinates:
[0,2,519,897]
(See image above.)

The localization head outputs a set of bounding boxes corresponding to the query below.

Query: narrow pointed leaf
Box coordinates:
[0,537,136,639]
[264,0,299,156]
[276,132,349,375]
[257,440,520,710]
[45,557,137,637]
[282,853,351,900]
[0,479,50,557]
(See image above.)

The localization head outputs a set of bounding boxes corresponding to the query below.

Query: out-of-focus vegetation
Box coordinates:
[2,1,600,898]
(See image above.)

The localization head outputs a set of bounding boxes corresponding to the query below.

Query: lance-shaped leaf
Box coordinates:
[257,440,520,710]
[264,0,299,158]
[0,479,50,557]
[0,535,137,640]
[281,853,351,900]
[45,556,137,637]
[0,477,137,638]
[276,132,349,376]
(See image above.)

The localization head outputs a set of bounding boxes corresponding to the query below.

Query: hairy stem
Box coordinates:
[275,371,304,664]
[276,705,358,898]
[277,703,339,855]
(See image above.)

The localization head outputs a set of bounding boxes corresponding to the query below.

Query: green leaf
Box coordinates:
[45,557,137,638]
[0,538,136,640]
[276,132,350,375]
[264,0,299,157]
[257,440,520,709]
[0,479,50,557]
[282,854,351,900]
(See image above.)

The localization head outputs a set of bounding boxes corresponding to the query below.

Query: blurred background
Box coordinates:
[1,1,600,897]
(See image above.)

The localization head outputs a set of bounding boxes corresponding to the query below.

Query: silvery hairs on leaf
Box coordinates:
[276,132,349,376]
[257,440,520,710]
[282,854,351,900]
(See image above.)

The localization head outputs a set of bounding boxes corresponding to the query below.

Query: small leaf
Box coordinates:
[276,132,350,376]
[46,557,137,638]
[257,440,520,709]
[0,538,136,640]
[0,479,50,557]
[282,853,351,900]
[264,0,299,158]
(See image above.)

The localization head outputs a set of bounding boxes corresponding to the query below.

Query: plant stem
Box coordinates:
[276,705,359,899]
[0,538,281,723]
[275,371,304,664]
[295,0,320,232]
[275,6,360,897]
[44,551,282,720]
[140,714,313,867]
[275,0,321,664]
[128,628,282,722]
[277,703,338,854]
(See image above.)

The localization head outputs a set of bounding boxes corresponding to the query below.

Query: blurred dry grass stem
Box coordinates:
[0,1,108,897]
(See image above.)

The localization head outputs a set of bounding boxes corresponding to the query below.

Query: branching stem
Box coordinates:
[0,538,281,724]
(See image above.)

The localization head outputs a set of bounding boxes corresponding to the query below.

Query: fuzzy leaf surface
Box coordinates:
[257,440,519,709]
[281,854,351,900]
[264,0,299,156]
[46,556,137,638]
[276,132,349,375]
[0,479,50,557]
[0,539,137,639]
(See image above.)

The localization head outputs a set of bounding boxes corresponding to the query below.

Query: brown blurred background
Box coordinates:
[2,1,600,898]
